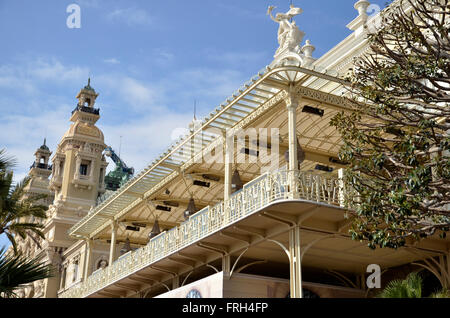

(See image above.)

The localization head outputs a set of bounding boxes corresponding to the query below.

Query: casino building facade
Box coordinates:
[13,0,450,298]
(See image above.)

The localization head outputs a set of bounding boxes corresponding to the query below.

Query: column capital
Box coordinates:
[110,220,118,230]
[284,84,301,109]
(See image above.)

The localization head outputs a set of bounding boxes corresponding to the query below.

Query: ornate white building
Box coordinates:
[14,0,450,298]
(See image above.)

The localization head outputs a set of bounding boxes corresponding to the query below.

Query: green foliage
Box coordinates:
[0,149,53,297]
[429,289,450,298]
[379,272,450,298]
[379,272,423,298]
[0,148,49,254]
[331,0,450,249]
[0,247,53,298]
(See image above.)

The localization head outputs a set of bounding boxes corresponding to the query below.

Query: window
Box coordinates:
[99,168,104,184]
[60,267,67,290]
[59,161,64,176]
[80,164,88,176]
[72,260,79,282]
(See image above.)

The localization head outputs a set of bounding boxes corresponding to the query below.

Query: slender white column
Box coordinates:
[109,221,117,266]
[294,226,302,298]
[289,229,296,297]
[286,85,300,198]
[224,132,233,201]
[289,226,303,298]
[83,239,92,280]
[74,156,82,179]
[338,168,345,207]
[89,160,95,181]
[172,276,180,289]
[59,265,67,290]
[222,254,231,278]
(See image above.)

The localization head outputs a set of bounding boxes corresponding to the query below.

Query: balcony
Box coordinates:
[72,175,95,190]
[30,162,52,171]
[59,169,346,298]
[71,105,100,116]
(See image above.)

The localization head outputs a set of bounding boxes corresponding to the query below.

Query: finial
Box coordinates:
[302,39,315,56]
[194,99,197,120]
[40,137,50,151]
[88,77,91,86]
[354,0,370,18]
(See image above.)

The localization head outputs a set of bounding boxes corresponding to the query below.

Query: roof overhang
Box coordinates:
[68,61,352,239]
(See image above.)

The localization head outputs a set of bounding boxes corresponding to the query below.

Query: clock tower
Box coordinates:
[39,79,109,298]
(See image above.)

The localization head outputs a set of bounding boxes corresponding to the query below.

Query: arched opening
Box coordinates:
[420,269,443,297]
[72,260,79,283]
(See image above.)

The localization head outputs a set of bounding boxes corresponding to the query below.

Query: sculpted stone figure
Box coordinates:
[267,5,305,56]
[98,259,108,269]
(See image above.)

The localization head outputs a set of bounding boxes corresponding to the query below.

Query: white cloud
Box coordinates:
[0,75,37,95]
[103,58,120,65]
[120,77,155,107]
[152,48,175,67]
[0,58,90,94]
[102,112,193,174]
[95,74,161,111]
[0,55,255,188]
[174,68,246,102]
[215,3,266,19]
[205,50,269,66]
[106,7,152,26]
[28,58,89,83]
[0,105,73,184]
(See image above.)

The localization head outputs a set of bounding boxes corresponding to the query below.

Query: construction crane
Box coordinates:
[104,146,135,191]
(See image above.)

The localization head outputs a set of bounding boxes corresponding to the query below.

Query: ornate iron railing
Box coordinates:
[30,162,52,171]
[72,105,100,115]
[59,169,345,298]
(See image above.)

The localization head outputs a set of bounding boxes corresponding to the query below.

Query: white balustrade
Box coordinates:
[60,169,345,298]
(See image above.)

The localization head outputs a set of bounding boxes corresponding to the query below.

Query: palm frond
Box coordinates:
[379,272,423,298]
[0,247,53,298]
[0,171,13,204]
[8,222,45,230]
[6,223,45,243]
[0,149,17,171]
[5,232,18,255]
[430,289,450,298]
[379,278,408,298]
[27,233,43,250]
[405,272,422,298]
[10,176,31,201]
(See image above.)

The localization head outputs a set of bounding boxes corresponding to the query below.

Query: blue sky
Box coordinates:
[0,0,387,249]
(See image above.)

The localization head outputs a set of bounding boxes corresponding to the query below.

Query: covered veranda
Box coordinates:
[60,62,450,298]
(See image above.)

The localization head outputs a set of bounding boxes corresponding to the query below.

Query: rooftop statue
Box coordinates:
[267,4,305,57]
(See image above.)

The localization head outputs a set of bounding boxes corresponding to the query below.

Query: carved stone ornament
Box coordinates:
[285,84,301,108]
[34,280,45,298]
[96,256,109,270]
